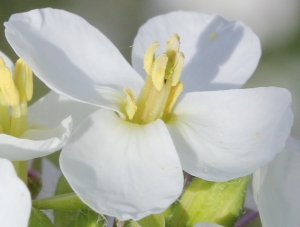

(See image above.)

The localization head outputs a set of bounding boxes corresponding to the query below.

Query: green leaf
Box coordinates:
[169,176,250,227]
[28,207,54,227]
[66,209,106,227]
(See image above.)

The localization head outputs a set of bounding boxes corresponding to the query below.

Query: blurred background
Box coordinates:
[1,1,300,226]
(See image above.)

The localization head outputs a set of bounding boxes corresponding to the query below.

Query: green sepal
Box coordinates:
[169,176,250,227]
[66,209,106,227]
[124,220,141,227]
[163,203,176,225]
[138,213,165,227]
[32,192,89,210]
[28,207,54,227]
[125,213,165,227]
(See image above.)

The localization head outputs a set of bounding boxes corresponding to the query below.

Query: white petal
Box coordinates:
[0,116,72,161]
[5,8,143,112]
[0,159,31,227]
[252,136,300,227]
[194,223,224,227]
[132,11,261,92]
[0,51,14,70]
[166,87,293,181]
[28,91,98,128]
[60,109,183,221]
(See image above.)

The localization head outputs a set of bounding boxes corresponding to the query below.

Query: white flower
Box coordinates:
[0,51,73,161]
[0,158,31,227]
[5,9,293,220]
[252,136,300,226]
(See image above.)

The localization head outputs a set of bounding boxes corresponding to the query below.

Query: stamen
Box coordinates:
[164,82,184,114]
[151,54,168,91]
[171,52,184,86]
[124,87,137,120]
[0,66,19,106]
[14,59,33,102]
[131,34,185,125]
[0,92,10,134]
[0,57,5,67]
[166,33,180,52]
[144,42,160,76]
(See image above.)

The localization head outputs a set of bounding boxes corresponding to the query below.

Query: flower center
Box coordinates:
[0,57,33,137]
[125,34,184,124]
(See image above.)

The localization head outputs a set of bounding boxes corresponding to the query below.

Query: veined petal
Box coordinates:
[252,136,300,227]
[28,91,98,128]
[0,51,14,70]
[132,11,260,92]
[0,116,72,161]
[166,87,293,181]
[60,108,183,221]
[5,8,144,112]
[0,158,31,227]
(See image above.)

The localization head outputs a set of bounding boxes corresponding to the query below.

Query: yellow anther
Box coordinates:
[164,82,184,114]
[14,59,33,102]
[151,54,168,91]
[124,87,137,120]
[0,57,5,67]
[166,34,180,52]
[0,66,19,106]
[172,52,184,86]
[0,125,3,134]
[144,42,160,75]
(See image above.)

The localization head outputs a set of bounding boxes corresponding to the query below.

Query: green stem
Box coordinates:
[33,192,89,210]
[13,160,28,184]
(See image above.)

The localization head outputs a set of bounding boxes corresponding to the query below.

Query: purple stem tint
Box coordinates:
[235,210,260,227]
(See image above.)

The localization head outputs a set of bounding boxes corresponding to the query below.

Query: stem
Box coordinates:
[32,192,89,210]
[13,160,28,184]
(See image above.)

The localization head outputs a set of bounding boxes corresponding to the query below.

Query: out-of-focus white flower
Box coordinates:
[4,8,293,220]
[0,158,31,227]
[0,51,72,161]
[252,136,300,226]
[137,0,300,50]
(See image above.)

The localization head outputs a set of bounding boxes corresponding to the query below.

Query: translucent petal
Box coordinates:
[132,11,260,92]
[5,8,143,112]
[28,91,98,128]
[0,116,72,161]
[252,136,300,227]
[167,87,293,181]
[60,109,183,220]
